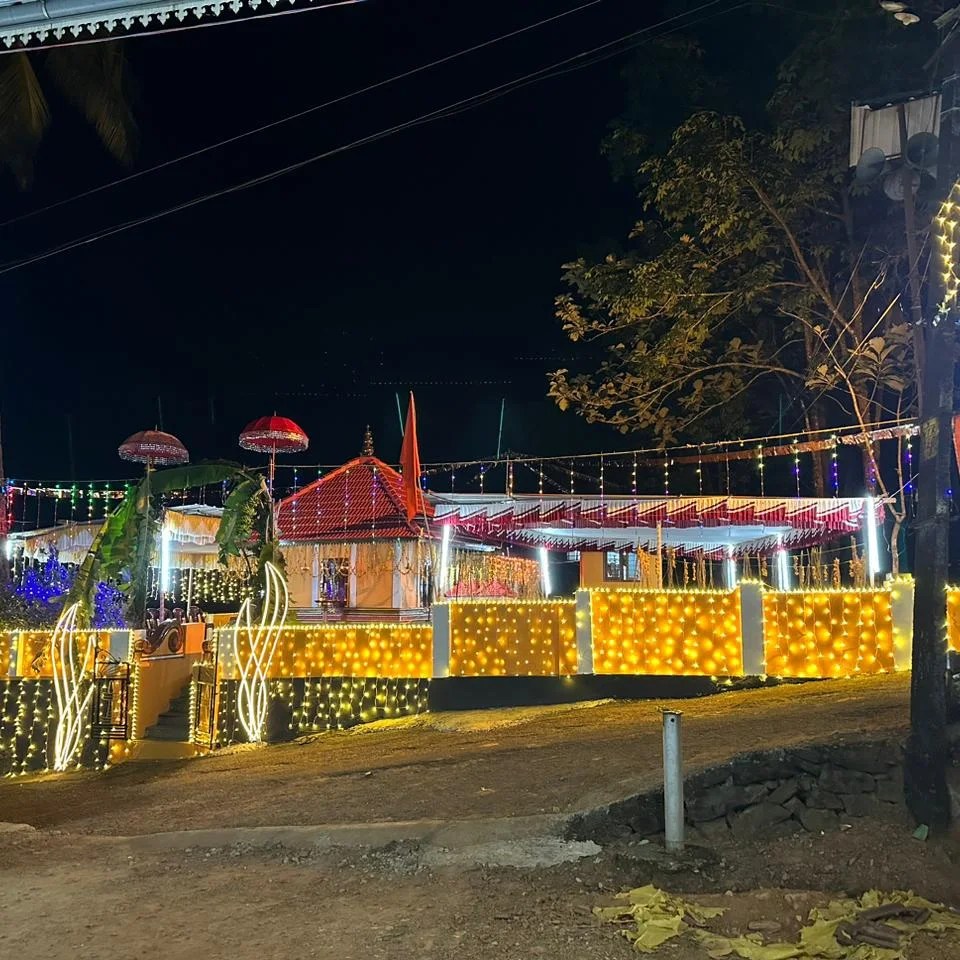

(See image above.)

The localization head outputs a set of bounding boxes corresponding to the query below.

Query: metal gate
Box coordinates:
[192,660,219,747]
[92,661,131,740]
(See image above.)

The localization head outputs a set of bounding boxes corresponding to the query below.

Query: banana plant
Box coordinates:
[68,461,281,628]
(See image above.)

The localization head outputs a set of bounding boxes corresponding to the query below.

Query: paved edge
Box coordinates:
[121,813,571,854]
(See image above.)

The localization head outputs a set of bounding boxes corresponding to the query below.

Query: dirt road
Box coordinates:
[0,674,909,835]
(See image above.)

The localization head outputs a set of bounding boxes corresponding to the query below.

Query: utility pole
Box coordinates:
[902,3,960,830]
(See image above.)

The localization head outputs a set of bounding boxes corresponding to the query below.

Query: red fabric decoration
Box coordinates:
[400,392,424,521]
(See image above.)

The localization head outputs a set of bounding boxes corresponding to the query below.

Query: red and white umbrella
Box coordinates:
[239,415,308,493]
[118,429,189,469]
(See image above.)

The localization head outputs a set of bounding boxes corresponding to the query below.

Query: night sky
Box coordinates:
[0,0,693,485]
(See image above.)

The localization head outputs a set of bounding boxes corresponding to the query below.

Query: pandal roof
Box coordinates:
[428,494,882,560]
[275,456,434,543]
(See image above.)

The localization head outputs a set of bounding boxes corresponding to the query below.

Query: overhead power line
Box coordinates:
[0,0,608,230]
[0,0,745,275]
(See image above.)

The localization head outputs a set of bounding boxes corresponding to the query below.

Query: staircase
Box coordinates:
[144,680,192,742]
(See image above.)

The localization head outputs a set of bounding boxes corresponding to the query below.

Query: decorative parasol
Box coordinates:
[118,429,188,623]
[239,414,309,493]
[118,429,189,468]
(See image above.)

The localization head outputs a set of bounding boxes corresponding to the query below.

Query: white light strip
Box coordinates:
[439,524,453,595]
[865,495,881,583]
[235,561,289,743]
[777,547,791,591]
[725,548,737,590]
[539,546,552,597]
[160,521,172,595]
[51,601,96,772]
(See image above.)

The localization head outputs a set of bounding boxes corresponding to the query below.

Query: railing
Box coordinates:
[191,661,219,747]
[92,660,131,740]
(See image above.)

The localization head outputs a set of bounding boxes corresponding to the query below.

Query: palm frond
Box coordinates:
[45,42,136,164]
[149,461,247,496]
[0,52,49,188]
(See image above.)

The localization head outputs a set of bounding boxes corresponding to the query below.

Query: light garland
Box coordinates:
[935,187,960,316]
[590,588,743,676]
[234,562,289,743]
[762,588,895,678]
[49,602,96,772]
[224,622,433,680]
[447,600,577,677]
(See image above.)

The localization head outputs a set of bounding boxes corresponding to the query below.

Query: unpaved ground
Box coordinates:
[0,674,910,834]
[2,815,959,960]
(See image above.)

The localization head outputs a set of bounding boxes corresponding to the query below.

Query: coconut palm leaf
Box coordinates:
[0,52,49,188]
[44,43,136,166]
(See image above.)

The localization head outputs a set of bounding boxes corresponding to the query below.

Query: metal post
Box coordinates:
[662,709,684,852]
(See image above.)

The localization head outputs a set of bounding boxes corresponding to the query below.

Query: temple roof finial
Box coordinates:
[362,425,374,457]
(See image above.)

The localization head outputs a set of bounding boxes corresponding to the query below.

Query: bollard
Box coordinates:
[662,709,684,852]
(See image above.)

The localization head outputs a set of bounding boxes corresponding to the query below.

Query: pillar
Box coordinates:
[739,581,765,676]
[575,589,594,675]
[890,576,915,671]
[431,603,451,678]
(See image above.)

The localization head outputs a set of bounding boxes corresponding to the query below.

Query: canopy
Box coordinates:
[429,494,881,560]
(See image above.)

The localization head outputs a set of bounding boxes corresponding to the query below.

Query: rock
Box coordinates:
[840,793,880,817]
[768,779,799,805]
[799,808,841,834]
[0,822,35,833]
[686,779,769,822]
[766,820,804,840]
[729,803,792,839]
[798,774,816,795]
[824,745,892,775]
[731,753,794,785]
[688,767,730,791]
[792,746,824,764]
[696,817,731,844]
[783,796,806,817]
[794,757,823,776]
[819,765,875,795]
[875,776,903,805]
[804,786,844,811]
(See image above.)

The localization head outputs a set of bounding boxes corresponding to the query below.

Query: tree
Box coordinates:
[68,461,280,628]
[0,42,136,187]
[549,1,930,507]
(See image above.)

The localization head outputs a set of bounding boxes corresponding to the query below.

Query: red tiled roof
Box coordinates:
[276,456,433,542]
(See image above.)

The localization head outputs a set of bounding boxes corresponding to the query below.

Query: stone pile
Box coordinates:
[567,739,905,844]
[685,742,904,842]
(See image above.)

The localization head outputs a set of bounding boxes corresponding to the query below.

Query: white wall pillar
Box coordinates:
[108,630,130,663]
[310,545,320,608]
[392,541,404,608]
[890,577,915,671]
[431,603,451,678]
[575,589,593,675]
[739,581,765,676]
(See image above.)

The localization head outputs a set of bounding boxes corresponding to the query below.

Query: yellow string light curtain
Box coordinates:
[224,624,433,680]
[6,629,111,678]
[947,588,960,653]
[762,589,895,678]
[448,600,577,676]
[0,633,12,676]
[590,588,743,676]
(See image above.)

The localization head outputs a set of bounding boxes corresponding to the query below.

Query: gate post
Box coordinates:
[739,581,766,676]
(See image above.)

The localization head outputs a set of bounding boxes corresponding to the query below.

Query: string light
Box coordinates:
[831,436,839,496]
[763,588,894,677]
[447,600,577,676]
[757,444,765,496]
[590,587,742,676]
[234,562,288,743]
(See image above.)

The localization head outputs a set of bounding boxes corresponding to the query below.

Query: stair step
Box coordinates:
[145,726,191,742]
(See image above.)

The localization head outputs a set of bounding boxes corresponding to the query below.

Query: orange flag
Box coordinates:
[400,392,423,520]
